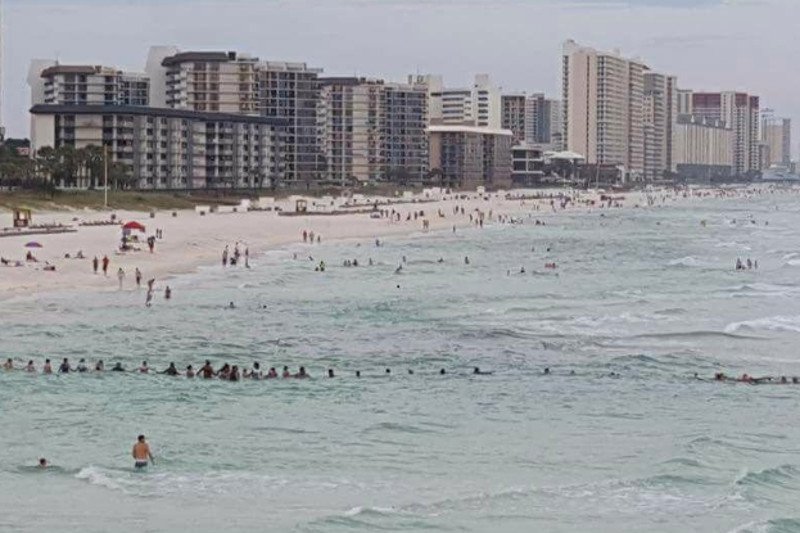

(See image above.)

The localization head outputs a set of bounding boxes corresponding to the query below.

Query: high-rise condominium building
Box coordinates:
[501,94,526,143]
[760,110,791,168]
[501,93,560,146]
[156,51,260,115]
[318,77,428,185]
[562,40,646,180]
[643,71,677,181]
[689,91,760,176]
[30,105,284,189]
[422,74,501,129]
[34,65,149,107]
[672,114,733,181]
[258,61,323,185]
[428,125,513,189]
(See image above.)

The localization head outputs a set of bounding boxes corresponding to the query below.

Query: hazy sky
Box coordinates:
[2,0,794,148]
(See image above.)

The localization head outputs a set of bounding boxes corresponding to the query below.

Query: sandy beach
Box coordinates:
[0,186,765,300]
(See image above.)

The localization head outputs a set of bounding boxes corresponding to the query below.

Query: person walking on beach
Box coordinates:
[132,435,154,469]
[92,256,99,274]
[135,268,142,288]
[164,286,172,300]
[222,246,229,267]
[117,268,125,289]
[102,255,110,277]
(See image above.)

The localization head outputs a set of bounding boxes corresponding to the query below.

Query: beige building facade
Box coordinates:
[562,40,646,180]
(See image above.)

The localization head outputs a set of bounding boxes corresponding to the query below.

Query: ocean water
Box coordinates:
[3,192,800,532]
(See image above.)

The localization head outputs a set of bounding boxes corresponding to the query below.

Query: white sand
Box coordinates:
[0,187,732,300]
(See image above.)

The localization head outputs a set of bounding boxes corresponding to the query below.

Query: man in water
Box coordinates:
[111,362,126,372]
[161,362,179,376]
[198,360,215,379]
[58,358,71,373]
[132,435,154,469]
[43,359,52,374]
[38,458,48,469]
[3,358,12,370]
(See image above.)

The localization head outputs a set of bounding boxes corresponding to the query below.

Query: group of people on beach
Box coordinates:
[710,372,800,384]
[221,242,250,268]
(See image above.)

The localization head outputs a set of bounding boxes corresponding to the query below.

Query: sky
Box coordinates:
[1,0,795,151]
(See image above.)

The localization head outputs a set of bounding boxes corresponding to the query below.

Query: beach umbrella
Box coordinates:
[122,221,146,232]
[24,242,42,248]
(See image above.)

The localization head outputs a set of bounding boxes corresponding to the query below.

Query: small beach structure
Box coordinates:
[295,199,308,213]
[13,209,32,228]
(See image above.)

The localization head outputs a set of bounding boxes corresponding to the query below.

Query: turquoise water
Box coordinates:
[4,192,800,532]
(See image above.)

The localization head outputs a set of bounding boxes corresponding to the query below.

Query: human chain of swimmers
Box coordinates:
[1,358,488,379]
[4,359,796,384]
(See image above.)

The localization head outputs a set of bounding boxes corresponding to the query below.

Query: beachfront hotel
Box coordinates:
[501,93,561,148]
[258,61,325,186]
[681,90,761,177]
[671,114,734,181]
[29,104,284,189]
[428,125,513,189]
[643,71,678,182]
[562,40,647,181]
[318,76,429,185]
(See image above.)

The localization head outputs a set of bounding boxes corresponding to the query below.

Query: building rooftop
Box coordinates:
[161,51,247,67]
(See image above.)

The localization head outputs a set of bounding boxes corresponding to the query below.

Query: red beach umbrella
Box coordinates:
[122,221,146,232]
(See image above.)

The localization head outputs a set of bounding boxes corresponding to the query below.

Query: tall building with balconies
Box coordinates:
[760,110,791,169]
[643,71,677,181]
[690,91,760,176]
[157,51,260,115]
[421,74,501,129]
[34,65,149,107]
[258,61,323,186]
[562,40,646,180]
[502,93,560,148]
[29,105,284,190]
[318,77,428,185]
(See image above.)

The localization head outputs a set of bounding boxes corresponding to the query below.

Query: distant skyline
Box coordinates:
[3,0,795,154]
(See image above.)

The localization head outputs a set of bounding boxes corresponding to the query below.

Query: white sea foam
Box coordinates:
[668,256,699,267]
[725,315,800,334]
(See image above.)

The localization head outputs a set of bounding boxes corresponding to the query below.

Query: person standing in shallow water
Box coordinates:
[132,435,154,469]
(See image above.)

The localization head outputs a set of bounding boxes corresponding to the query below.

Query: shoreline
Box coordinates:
[0,185,784,302]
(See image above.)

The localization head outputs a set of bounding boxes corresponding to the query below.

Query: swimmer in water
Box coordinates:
[161,362,179,376]
[295,366,309,379]
[282,366,291,378]
[185,365,195,378]
[43,359,52,374]
[76,358,88,373]
[132,435,154,469]
[25,360,35,372]
[266,367,278,379]
[327,368,335,378]
[356,370,361,378]
[38,458,48,469]
[3,358,12,370]
[139,361,149,374]
[543,368,550,375]
[58,358,71,373]
[95,360,105,372]
[385,368,391,375]
[111,362,125,372]
[473,367,493,375]
[439,368,446,375]
[198,360,215,379]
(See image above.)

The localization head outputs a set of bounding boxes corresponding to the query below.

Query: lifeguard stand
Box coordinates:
[295,199,308,213]
[13,208,32,228]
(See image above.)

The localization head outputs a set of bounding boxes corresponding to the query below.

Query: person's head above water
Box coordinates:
[38,458,48,468]
[138,434,146,443]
